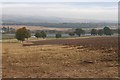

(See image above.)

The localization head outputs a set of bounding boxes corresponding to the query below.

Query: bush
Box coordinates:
[69,32,75,37]
[103,27,112,35]
[34,32,41,38]
[41,31,47,39]
[56,33,62,38]
[91,29,97,35]
[74,28,85,37]
[97,29,104,36]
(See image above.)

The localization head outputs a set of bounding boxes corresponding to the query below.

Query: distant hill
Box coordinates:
[2,15,117,29]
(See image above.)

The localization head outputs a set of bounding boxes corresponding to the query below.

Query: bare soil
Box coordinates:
[2,37,119,78]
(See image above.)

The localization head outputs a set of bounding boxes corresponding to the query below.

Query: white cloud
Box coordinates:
[0,0,119,2]
[2,2,118,21]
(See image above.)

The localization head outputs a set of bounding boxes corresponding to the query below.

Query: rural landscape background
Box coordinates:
[1,2,119,78]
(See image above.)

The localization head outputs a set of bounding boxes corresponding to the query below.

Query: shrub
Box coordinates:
[56,33,62,38]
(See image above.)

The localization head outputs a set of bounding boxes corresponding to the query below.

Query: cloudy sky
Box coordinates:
[0,0,119,2]
[2,2,118,21]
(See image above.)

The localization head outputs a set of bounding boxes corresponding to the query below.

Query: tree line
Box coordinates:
[2,27,15,34]
[90,27,113,36]
[68,26,113,37]
[15,26,116,42]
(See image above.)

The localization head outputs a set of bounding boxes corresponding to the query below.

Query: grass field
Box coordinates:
[2,36,119,78]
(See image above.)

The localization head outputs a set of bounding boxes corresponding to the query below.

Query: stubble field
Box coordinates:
[2,36,119,78]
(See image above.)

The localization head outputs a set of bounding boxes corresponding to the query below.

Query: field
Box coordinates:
[2,36,119,78]
[24,36,118,52]
[0,25,71,31]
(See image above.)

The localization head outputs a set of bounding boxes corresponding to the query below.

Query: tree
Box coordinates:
[74,28,85,37]
[91,29,97,35]
[40,31,47,39]
[15,27,31,42]
[34,32,41,38]
[25,30,31,39]
[2,27,8,33]
[69,32,75,37]
[118,29,120,35]
[103,27,112,35]
[97,29,104,36]
[56,33,62,38]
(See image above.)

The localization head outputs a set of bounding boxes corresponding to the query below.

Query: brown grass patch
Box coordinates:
[2,42,118,78]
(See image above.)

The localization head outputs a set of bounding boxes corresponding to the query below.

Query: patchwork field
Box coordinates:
[2,37,119,78]
[1,25,71,31]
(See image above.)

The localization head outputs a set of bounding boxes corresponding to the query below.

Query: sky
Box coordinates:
[0,0,119,2]
[1,0,119,22]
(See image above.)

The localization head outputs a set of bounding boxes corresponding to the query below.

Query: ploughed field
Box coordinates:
[2,36,119,78]
[24,37,118,52]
